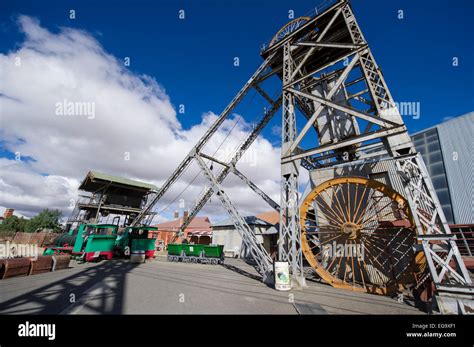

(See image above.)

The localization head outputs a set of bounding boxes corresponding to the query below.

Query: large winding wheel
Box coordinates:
[300,177,426,295]
[269,17,310,47]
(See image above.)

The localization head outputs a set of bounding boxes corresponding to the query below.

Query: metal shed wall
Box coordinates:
[308,157,407,200]
[437,112,474,224]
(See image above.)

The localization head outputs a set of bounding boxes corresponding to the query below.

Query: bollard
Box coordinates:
[130,251,146,264]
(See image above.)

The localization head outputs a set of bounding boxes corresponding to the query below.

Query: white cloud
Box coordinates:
[0,158,79,217]
[0,15,287,222]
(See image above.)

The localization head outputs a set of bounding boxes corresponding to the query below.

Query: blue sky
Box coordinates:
[0,0,472,219]
[1,0,473,136]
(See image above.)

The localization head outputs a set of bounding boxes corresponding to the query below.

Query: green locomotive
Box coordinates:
[114,226,158,259]
[44,223,118,261]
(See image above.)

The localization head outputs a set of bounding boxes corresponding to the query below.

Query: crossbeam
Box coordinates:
[285,51,361,156]
[232,166,280,212]
[194,153,274,282]
[179,95,283,235]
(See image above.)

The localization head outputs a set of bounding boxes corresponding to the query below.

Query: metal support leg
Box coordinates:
[194,152,274,283]
[280,41,306,288]
[397,154,474,314]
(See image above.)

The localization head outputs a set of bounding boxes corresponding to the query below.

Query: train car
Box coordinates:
[115,226,158,259]
[44,224,118,262]
[167,243,224,264]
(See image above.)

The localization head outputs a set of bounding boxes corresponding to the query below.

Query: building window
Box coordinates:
[412,128,454,224]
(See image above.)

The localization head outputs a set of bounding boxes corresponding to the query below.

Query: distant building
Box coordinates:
[211,215,277,259]
[3,208,14,219]
[154,212,212,246]
[411,112,474,224]
[256,210,279,225]
[0,208,30,224]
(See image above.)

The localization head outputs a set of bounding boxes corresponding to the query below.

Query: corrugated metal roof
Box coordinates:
[256,211,279,225]
[188,230,213,236]
[80,171,159,191]
[211,216,271,227]
[308,157,407,200]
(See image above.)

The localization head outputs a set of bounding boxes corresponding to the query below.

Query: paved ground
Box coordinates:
[0,256,424,314]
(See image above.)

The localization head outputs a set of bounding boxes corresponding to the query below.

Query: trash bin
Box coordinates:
[274,261,291,291]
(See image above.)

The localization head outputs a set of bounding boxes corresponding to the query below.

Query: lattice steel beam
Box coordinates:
[179,95,282,233]
[279,41,306,288]
[194,153,274,282]
[232,167,280,212]
[397,154,473,313]
[131,53,276,226]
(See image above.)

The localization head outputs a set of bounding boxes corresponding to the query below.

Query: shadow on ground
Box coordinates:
[0,260,138,314]
[220,263,262,282]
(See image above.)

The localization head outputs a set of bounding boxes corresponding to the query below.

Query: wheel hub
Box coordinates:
[340,222,360,240]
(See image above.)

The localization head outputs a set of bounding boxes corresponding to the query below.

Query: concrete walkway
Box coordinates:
[0,257,424,315]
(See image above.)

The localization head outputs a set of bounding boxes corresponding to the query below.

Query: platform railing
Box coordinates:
[450,225,474,257]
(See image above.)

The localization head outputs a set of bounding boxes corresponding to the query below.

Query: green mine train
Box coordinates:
[114,226,158,259]
[44,223,118,261]
[44,224,158,262]
[167,243,224,265]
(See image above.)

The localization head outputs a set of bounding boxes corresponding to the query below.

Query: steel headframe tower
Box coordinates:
[260,0,472,311]
[132,0,472,312]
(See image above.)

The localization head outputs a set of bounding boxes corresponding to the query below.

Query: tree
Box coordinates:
[25,209,62,233]
[0,215,28,232]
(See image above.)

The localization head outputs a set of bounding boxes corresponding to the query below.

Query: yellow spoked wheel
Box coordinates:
[300,176,424,295]
[269,17,310,47]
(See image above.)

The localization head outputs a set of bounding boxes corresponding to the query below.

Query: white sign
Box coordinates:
[274,261,291,291]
